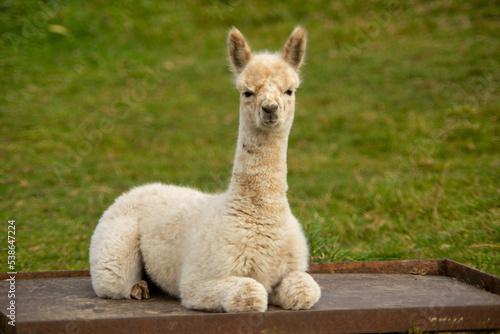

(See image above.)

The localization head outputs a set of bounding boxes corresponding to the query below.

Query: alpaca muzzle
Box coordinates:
[261,103,279,124]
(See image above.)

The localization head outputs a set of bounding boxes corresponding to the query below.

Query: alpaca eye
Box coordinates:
[243,91,254,98]
[285,90,293,96]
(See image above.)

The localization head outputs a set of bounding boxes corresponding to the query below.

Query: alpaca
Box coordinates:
[89,27,321,313]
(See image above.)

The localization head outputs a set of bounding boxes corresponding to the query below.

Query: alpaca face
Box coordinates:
[228,27,307,133]
[237,55,299,131]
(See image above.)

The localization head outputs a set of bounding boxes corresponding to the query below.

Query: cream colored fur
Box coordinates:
[89,27,321,313]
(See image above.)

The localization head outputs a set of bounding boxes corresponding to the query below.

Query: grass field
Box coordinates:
[1,1,499,276]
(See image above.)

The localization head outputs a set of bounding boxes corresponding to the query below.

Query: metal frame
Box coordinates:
[1,259,499,333]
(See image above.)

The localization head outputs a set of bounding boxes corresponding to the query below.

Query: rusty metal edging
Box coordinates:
[0,259,447,280]
[444,259,500,295]
[2,260,498,285]
[308,259,447,276]
[0,269,90,280]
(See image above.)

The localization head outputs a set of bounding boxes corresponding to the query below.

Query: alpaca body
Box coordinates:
[90,182,307,301]
[90,27,321,312]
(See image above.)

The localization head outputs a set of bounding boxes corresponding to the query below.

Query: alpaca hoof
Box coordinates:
[271,272,321,310]
[130,280,150,300]
[224,279,268,313]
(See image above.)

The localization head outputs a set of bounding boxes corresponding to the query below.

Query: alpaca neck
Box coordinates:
[228,121,290,202]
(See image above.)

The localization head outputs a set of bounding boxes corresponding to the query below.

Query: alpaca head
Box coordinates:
[228,27,306,134]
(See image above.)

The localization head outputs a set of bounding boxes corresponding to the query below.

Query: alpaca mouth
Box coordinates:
[261,113,279,125]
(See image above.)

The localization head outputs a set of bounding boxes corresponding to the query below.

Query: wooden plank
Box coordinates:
[1,260,499,333]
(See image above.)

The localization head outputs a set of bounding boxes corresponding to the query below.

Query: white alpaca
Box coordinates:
[89,27,321,313]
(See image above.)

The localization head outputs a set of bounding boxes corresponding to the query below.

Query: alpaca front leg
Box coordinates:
[271,271,321,310]
[181,276,268,313]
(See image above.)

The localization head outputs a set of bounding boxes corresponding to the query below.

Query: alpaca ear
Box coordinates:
[228,27,252,74]
[282,27,307,70]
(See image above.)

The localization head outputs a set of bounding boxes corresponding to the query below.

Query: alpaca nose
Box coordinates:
[262,103,278,114]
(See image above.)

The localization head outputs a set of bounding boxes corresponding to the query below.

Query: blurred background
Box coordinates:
[1,1,499,275]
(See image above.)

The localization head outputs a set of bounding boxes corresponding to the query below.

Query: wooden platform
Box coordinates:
[1,259,499,333]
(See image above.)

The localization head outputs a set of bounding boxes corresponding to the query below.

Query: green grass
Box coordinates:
[1,1,499,276]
